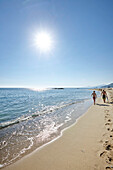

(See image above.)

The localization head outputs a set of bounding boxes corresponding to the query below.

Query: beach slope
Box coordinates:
[3,89,113,170]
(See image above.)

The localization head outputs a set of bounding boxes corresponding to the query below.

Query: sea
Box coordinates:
[0,88,99,168]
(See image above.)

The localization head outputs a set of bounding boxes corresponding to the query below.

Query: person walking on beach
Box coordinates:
[91,91,97,105]
[101,90,107,103]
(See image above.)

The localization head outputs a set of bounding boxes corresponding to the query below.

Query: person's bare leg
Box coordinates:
[94,98,95,105]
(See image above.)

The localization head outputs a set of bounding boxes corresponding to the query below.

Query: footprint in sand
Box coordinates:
[106,155,113,163]
[103,133,108,137]
[100,151,107,157]
[105,116,109,119]
[108,157,112,162]
[99,140,103,143]
[106,145,112,151]
[103,141,109,148]
[106,166,113,169]
[105,123,110,125]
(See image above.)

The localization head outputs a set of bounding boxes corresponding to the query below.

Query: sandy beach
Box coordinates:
[2,88,113,170]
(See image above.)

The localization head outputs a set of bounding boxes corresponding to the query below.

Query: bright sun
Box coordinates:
[34,32,53,52]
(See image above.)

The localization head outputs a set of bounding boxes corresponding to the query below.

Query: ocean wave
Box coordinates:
[0,99,89,130]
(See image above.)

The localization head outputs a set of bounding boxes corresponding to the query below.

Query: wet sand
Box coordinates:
[3,88,113,170]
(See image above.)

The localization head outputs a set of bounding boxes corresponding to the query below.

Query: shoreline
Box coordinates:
[0,99,93,169]
[2,88,113,170]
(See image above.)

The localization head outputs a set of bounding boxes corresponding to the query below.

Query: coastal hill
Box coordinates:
[101,83,113,88]
[91,83,113,89]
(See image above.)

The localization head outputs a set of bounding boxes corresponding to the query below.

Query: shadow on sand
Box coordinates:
[109,102,113,104]
[96,103,110,107]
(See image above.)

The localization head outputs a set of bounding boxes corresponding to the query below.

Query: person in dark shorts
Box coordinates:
[101,90,107,103]
[91,91,97,105]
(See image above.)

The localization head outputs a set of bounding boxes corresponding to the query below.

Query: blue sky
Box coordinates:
[0,0,113,88]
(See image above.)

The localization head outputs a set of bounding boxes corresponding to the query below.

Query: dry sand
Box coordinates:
[3,89,113,170]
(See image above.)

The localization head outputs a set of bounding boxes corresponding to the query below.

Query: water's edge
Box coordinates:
[1,99,93,169]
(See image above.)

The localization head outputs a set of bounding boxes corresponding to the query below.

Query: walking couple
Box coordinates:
[91,89,108,105]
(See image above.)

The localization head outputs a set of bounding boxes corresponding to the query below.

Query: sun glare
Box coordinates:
[34,32,53,52]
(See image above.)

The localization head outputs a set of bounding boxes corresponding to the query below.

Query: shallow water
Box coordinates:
[0,88,97,168]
